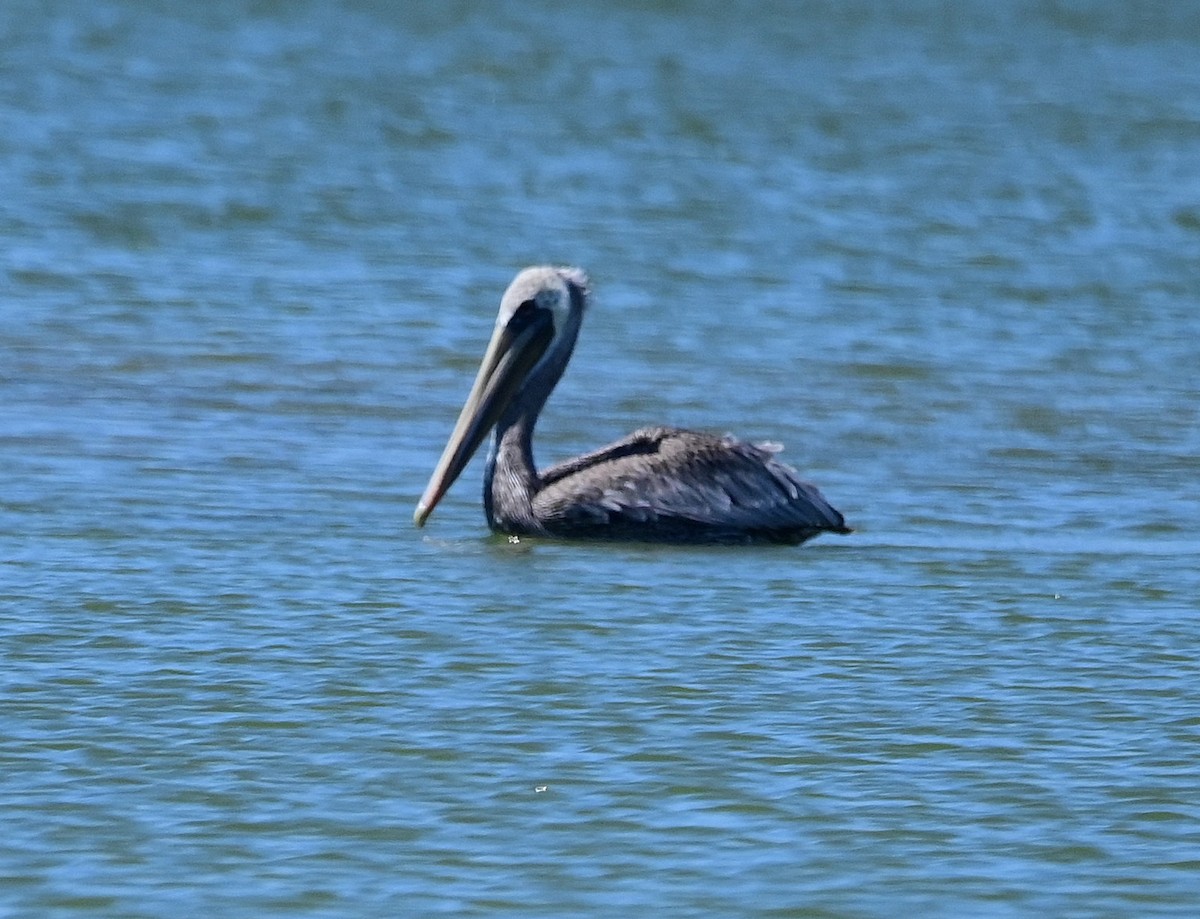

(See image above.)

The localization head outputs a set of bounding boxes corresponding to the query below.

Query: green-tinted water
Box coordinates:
[3,1,1199,916]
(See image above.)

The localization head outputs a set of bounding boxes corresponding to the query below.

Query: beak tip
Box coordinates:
[413,503,429,527]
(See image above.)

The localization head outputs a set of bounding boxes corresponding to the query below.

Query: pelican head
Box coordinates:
[414,266,590,526]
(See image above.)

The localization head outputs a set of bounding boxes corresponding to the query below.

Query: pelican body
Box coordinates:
[414,267,850,545]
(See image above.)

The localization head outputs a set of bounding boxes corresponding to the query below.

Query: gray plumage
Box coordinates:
[415,266,851,546]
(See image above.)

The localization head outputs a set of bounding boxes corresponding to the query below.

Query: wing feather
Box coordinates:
[533,427,849,543]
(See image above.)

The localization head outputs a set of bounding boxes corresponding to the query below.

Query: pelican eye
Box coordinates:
[507,298,550,335]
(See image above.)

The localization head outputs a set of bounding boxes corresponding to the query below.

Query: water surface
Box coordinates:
[3,2,1200,916]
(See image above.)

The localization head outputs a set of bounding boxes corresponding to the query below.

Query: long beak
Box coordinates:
[414,311,553,527]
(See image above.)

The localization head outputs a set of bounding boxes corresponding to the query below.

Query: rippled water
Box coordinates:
[4,1,1200,916]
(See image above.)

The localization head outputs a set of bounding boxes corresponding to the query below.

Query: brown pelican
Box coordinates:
[414,266,851,545]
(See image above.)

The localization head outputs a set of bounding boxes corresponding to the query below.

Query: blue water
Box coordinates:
[4,2,1200,916]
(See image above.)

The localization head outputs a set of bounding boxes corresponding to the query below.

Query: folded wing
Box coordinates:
[534,427,849,543]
